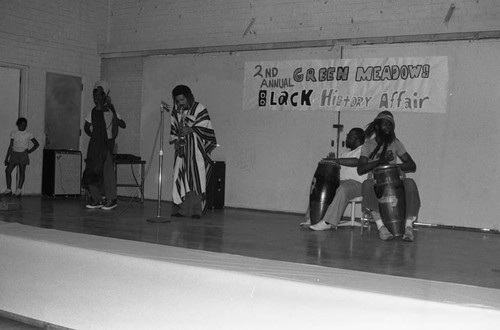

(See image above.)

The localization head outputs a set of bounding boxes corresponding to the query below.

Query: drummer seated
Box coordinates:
[357,111,421,242]
[303,128,367,231]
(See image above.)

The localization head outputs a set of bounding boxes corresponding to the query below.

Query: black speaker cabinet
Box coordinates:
[42,149,82,196]
[206,161,225,209]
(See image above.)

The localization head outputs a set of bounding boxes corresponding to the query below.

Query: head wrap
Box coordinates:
[374,111,395,128]
[93,80,110,95]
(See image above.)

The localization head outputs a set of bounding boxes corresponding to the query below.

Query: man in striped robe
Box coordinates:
[169,85,217,218]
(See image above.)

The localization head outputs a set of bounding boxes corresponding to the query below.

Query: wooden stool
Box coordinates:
[338,196,363,228]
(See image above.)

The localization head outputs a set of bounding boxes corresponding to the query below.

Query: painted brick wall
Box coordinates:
[100,58,143,156]
[2,0,498,197]
[0,0,108,194]
[100,0,500,205]
[105,0,500,53]
[99,57,145,198]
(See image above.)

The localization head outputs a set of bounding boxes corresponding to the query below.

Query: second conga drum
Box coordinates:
[373,164,406,237]
[309,159,340,225]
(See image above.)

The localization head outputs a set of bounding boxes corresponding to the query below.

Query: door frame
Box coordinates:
[0,62,28,190]
[0,61,28,117]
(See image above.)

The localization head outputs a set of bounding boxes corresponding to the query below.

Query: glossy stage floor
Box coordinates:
[1,195,500,329]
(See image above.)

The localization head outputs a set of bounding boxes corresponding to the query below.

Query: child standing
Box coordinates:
[3,117,39,196]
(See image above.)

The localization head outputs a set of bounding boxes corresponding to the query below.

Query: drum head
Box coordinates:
[374,164,399,172]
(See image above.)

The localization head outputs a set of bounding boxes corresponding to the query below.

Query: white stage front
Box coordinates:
[0,222,499,329]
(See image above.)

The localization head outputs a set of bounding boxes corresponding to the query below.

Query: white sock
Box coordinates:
[369,210,384,229]
[375,219,384,230]
[405,217,417,228]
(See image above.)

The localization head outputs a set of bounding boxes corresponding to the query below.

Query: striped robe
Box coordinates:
[170,102,217,212]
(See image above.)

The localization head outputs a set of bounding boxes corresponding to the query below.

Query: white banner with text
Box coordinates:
[243,56,448,113]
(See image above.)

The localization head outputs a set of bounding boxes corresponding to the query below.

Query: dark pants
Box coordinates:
[88,150,117,202]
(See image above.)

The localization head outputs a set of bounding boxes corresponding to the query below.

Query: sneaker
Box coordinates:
[102,199,117,210]
[403,227,414,242]
[1,189,12,196]
[379,226,394,241]
[86,200,103,209]
[299,218,311,227]
[14,188,22,197]
[309,220,332,231]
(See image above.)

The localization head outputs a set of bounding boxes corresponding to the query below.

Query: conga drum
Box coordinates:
[309,159,340,225]
[373,164,406,237]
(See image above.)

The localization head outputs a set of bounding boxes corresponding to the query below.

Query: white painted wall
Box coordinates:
[100,0,500,229]
[140,40,500,230]
[0,0,108,194]
[1,0,499,229]
[105,0,500,53]
[0,67,21,192]
[140,47,343,211]
[344,40,500,229]
[100,58,144,156]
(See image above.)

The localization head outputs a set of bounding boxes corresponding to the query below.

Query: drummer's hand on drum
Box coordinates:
[379,151,394,165]
[326,152,336,160]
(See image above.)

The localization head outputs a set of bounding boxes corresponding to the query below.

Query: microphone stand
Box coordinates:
[147,101,171,223]
[332,111,343,157]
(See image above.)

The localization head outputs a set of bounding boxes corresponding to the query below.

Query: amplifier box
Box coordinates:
[42,149,82,196]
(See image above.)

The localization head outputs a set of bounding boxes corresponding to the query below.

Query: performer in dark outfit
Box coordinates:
[357,111,420,241]
[83,81,126,210]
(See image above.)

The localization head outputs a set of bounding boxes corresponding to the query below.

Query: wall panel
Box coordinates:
[140,40,500,230]
[140,47,345,213]
[344,40,500,229]
[106,0,500,54]
[0,0,108,194]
